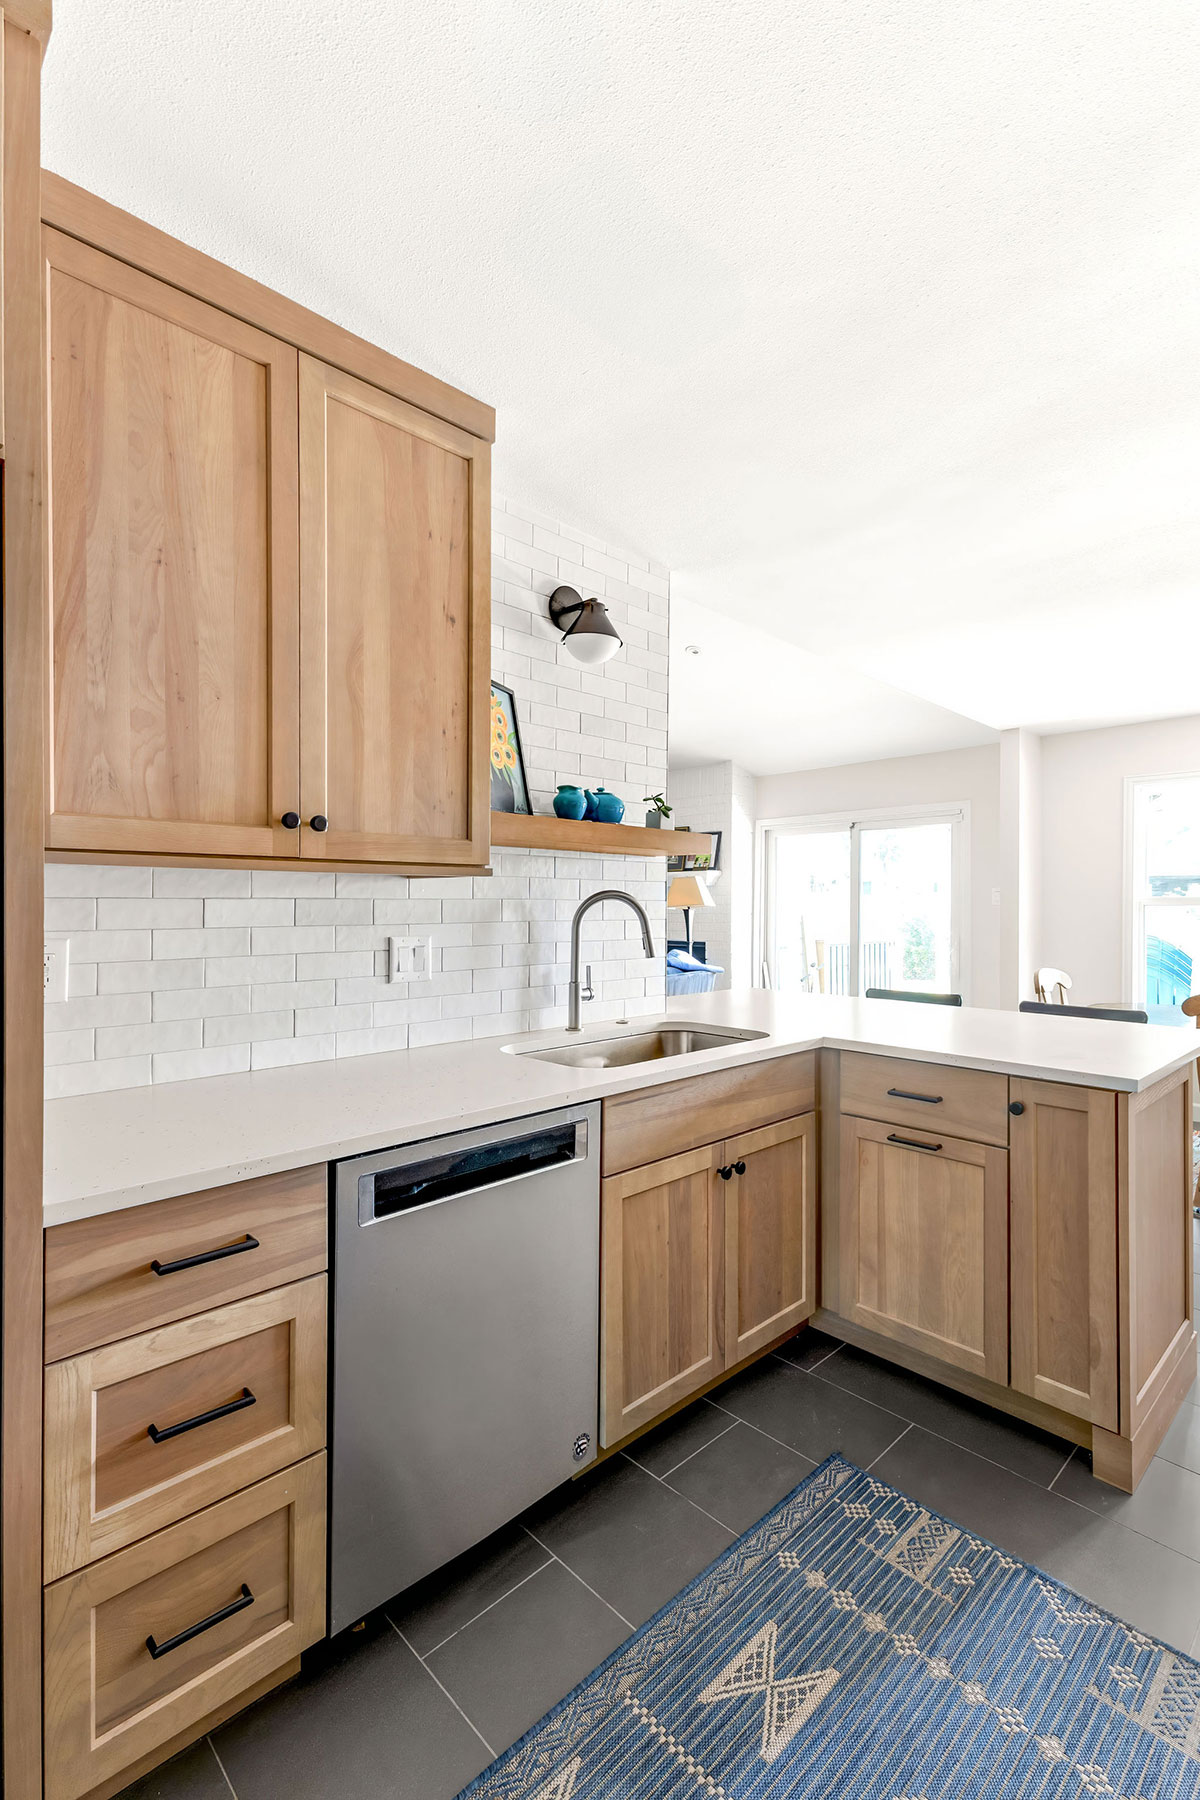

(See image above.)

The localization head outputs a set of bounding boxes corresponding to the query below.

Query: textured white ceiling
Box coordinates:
[42,1,1200,773]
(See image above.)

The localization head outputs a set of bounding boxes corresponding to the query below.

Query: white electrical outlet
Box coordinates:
[387,936,431,983]
[44,933,71,1003]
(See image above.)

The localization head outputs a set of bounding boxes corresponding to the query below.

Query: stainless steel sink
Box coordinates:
[518,1023,769,1069]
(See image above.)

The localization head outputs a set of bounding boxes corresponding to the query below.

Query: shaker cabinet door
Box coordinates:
[45,230,300,859]
[724,1114,816,1365]
[839,1114,1009,1384]
[600,1144,724,1446]
[1009,1079,1118,1430]
[297,356,490,867]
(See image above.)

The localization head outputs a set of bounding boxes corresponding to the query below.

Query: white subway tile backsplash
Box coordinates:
[44,494,668,1090]
[99,958,204,993]
[204,1010,294,1047]
[251,1035,335,1070]
[152,1045,250,1083]
[96,1019,203,1058]
[44,898,97,932]
[97,898,205,930]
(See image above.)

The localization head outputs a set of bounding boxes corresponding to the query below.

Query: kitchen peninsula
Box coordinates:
[45,988,1195,1476]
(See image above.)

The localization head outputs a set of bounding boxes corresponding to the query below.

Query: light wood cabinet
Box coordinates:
[838,1114,1008,1384]
[44,1278,327,1580]
[44,1164,328,1362]
[1009,1079,1119,1431]
[43,200,492,872]
[724,1115,816,1364]
[600,1113,817,1446]
[298,357,490,866]
[601,1144,725,1446]
[43,1457,325,1800]
[44,230,301,862]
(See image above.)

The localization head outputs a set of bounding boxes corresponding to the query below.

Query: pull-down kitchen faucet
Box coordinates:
[567,889,656,1030]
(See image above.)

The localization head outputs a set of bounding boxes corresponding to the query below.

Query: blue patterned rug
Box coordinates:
[457,1453,1200,1798]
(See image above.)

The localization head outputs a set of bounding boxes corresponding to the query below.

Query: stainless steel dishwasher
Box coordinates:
[329,1102,600,1633]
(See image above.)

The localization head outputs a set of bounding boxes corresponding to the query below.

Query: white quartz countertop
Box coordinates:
[43,990,1198,1227]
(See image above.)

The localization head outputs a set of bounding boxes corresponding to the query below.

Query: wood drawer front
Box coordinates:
[45,1165,328,1361]
[601,1052,816,1175]
[45,1279,327,1580]
[44,1457,325,1800]
[839,1051,1009,1147]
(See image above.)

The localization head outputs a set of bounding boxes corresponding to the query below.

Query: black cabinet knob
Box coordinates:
[733,1160,746,1175]
[309,815,329,833]
[1009,1100,1025,1116]
[718,1165,733,1181]
[280,812,300,830]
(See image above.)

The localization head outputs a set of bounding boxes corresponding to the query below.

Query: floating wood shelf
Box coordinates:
[490,813,714,859]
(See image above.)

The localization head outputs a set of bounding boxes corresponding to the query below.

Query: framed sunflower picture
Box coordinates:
[489,681,532,814]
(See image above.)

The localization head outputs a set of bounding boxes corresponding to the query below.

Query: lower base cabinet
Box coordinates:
[838,1114,1009,1385]
[600,1112,815,1446]
[44,1456,326,1800]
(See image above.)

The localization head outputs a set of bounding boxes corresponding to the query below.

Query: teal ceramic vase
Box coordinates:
[553,785,587,820]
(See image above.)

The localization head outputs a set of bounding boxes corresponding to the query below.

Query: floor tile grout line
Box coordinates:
[703,1388,905,1469]
[414,1554,555,1658]
[652,1418,740,1481]
[617,1449,745,1539]
[773,1342,843,1375]
[1048,1447,1078,1491]
[864,1422,912,1470]
[522,1525,636,1633]
[206,1735,238,1800]
[388,1618,498,1761]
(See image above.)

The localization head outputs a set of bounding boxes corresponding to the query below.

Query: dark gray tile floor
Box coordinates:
[121,1322,1200,1800]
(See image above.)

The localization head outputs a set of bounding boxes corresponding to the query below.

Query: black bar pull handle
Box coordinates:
[151,1234,260,1277]
[886,1132,943,1153]
[886,1088,943,1105]
[148,1388,256,1445]
[146,1584,254,1660]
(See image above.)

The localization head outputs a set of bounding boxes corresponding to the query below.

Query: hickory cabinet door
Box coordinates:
[1009,1079,1119,1430]
[600,1144,724,1446]
[839,1114,1009,1384]
[723,1114,816,1365]
[45,230,300,859]
[297,356,490,866]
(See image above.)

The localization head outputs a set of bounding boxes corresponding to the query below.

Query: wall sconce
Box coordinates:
[548,586,623,667]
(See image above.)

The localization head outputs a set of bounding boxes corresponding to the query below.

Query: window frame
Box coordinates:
[1122,771,1200,1008]
[754,801,971,1001]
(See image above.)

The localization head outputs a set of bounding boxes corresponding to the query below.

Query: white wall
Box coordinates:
[1040,714,1200,1005]
[666,761,756,990]
[755,744,1006,1008]
[44,496,670,1096]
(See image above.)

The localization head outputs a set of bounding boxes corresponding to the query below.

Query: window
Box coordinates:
[1127,774,1200,1018]
[758,805,967,998]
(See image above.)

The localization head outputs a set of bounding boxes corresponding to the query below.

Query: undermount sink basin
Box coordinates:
[518,1023,769,1069]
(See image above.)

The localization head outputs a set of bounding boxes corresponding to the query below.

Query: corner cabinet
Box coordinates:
[44,216,492,872]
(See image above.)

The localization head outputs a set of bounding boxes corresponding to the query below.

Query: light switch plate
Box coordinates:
[44,933,71,1003]
[387,936,431,983]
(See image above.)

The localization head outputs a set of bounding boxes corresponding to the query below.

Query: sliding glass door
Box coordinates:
[761,808,964,999]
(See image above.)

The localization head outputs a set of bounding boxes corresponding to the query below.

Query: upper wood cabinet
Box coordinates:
[297,358,490,866]
[43,203,492,871]
[838,1113,1008,1385]
[45,231,301,861]
[1009,1079,1119,1431]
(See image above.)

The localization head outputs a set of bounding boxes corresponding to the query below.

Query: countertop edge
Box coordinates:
[44,996,1199,1228]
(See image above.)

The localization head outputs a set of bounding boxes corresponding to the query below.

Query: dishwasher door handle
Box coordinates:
[359,1118,590,1225]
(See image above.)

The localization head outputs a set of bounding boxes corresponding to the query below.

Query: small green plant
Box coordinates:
[643,793,672,819]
